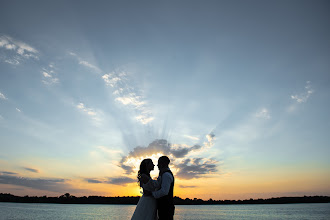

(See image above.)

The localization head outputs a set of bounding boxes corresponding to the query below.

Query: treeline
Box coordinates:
[0,193,329,205]
[173,196,330,205]
[0,193,139,204]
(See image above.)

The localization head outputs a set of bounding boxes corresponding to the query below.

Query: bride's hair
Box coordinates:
[137,158,152,185]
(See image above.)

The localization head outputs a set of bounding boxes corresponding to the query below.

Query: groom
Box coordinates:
[152,156,175,220]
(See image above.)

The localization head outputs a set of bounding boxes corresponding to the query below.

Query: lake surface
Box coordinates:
[0,202,329,219]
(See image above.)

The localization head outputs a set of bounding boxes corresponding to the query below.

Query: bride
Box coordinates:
[131,158,160,220]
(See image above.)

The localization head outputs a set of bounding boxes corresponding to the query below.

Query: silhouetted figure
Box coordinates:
[152,156,175,220]
[131,158,159,220]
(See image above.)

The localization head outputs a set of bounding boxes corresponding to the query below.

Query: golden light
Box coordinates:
[124,153,165,179]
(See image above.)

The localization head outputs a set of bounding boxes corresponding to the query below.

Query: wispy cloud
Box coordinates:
[0,92,8,100]
[23,167,39,173]
[4,59,20,65]
[79,61,101,72]
[102,70,154,125]
[115,95,145,107]
[42,71,59,85]
[102,73,122,87]
[255,108,271,119]
[77,102,97,116]
[68,53,154,125]
[95,146,122,157]
[41,63,59,85]
[68,51,101,73]
[291,81,314,103]
[76,102,102,126]
[184,135,200,141]
[288,81,314,112]
[0,35,39,65]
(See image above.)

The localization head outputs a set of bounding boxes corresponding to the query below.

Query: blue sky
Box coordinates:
[0,0,329,199]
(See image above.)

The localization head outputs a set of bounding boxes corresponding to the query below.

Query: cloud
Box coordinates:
[206,133,215,143]
[95,146,122,157]
[85,178,104,184]
[0,172,92,194]
[175,158,217,179]
[135,112,155,125]
[171,144,202,158]
[119,157,135,175]
[106,177,136,185]
[5,59,20,65]
[68,52,77,56]
[23,167,39,173]
[0,35,39,63]
[76,102,102,125]
[127,139,170,158]
[68,55,154,125]
[77,103,95,115]
[179,185,197,188]
[42,71,52,78]
[5,44,16,50]
[118,138,217,180]
[0,38,7,47]
[84,176,136,186]
[204,133,215,148]
[0,92,8,100]
[119,140,202,173]
[78,61,101,73]
[184,135,200,141]
[16,108,21,112]
[41,64,59,85]
[0,171,18,175]
[68,51,101,73]
[255,108,271,119]
[291,81,314,103]
[115,95,145,107]
[0,174,67,192]
[102,74,121,88]
[102,70,154,125]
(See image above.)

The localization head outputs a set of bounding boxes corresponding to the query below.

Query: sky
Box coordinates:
[0,0,329,200]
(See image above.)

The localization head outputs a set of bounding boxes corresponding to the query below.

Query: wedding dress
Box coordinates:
[131,178,160,220]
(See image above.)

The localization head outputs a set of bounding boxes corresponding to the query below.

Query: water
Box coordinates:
[0,202,329,220]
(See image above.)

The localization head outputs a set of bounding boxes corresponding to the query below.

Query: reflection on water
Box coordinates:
[0,202,329,219]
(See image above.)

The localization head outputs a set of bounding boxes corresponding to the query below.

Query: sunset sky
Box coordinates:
[0,0,329,200]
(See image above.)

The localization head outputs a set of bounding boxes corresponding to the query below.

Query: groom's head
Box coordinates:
[158,156,170,170]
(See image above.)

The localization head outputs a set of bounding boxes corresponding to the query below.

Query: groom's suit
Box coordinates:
[152,168,175,220]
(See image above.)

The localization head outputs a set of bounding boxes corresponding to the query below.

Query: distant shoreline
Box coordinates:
[1,193,329,205]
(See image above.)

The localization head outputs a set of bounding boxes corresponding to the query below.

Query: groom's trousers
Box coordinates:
[158,205,175,220]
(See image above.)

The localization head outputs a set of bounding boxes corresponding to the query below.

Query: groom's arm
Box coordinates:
[152,173,173,199]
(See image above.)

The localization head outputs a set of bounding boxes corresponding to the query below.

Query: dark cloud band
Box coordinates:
[0,174,66,192]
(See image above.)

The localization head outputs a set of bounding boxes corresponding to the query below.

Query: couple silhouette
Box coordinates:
[131,156,175,220]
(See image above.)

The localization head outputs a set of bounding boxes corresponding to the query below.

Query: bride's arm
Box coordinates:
[143,177,161,190]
